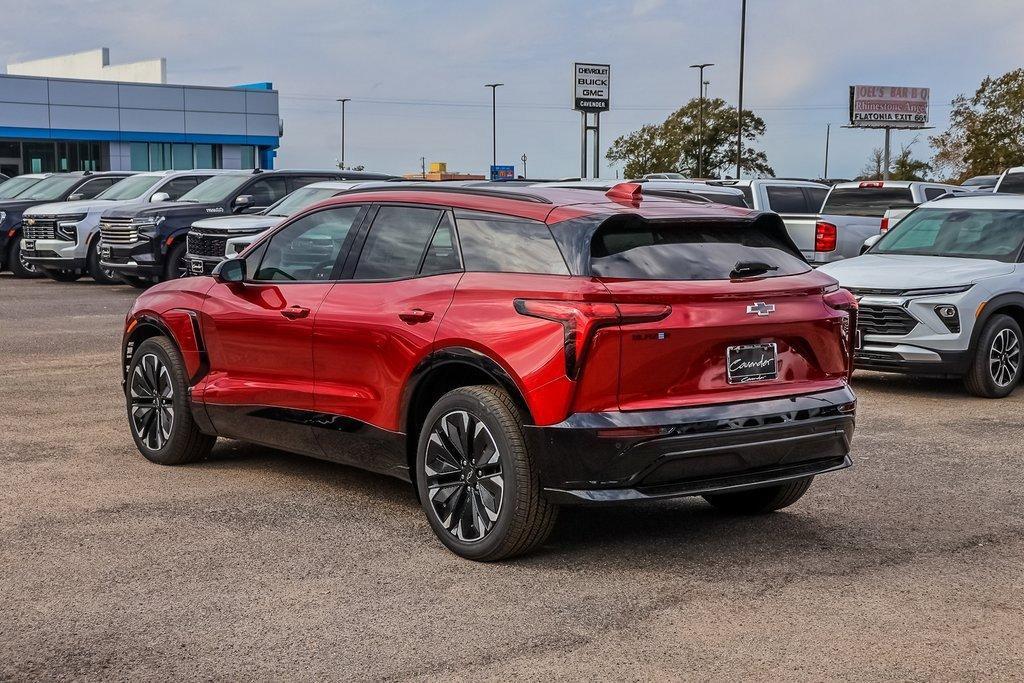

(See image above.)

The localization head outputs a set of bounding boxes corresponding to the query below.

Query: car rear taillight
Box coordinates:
[815,221,837,252]
[880,217,890,234]
[513,299,670,379]
[824,286,858,378]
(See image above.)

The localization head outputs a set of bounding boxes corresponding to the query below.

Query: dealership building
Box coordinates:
[0,49,280,176]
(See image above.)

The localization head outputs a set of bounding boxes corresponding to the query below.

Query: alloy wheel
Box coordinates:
[989,328,1021,388]
[424,410,504,542]
[18,249,38,274]
[129,353,175,450]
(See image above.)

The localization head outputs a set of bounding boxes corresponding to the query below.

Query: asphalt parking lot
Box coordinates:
[1,274,1022,680]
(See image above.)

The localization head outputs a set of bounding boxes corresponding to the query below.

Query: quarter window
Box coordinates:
[353,206,444,280]
[419,213,461,275]
[455,211,569,275]
[254,206,363,281]
[765,185,810,213]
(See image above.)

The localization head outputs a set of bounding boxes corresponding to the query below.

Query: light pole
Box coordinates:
[689,63,713,178]
[335,98,351,170]
[484,83,503,170]
[735,0,747,178]
[521,153,528,178]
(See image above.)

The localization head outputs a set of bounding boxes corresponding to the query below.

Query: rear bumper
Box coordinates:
[525,386,856,504]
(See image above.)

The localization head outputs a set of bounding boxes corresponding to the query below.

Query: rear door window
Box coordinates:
[765,185,810,213]
[245,177,289,207]
[805,187,828,212]
[353,206,443,280]
[455,211,569,274]
[821,187,915,217]
[996,172,1024,194]
[75,177,118,199]
[589,217,809,281]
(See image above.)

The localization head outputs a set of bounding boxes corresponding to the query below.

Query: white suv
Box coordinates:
[820,194,1024,397]
[21,170,229,283]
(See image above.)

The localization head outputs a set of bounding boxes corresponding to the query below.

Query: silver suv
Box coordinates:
[22,170,230,283]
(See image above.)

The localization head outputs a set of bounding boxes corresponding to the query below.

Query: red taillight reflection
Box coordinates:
[880,217,890,233]
[815,221,838,252]
[513,299,671,379]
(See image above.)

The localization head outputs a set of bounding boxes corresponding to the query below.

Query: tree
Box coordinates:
[606,98,774,178]
[857,139,931,181]
[930,68,1024,182]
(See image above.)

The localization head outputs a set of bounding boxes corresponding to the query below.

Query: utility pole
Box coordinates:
[420,156,426,179]
[882,127,892,180]
[521,152,528,178]
[823,123,831,179]
[735,0,747,179]
[689,63,713,178]
[335,98,350,170]
[484,83,503,169]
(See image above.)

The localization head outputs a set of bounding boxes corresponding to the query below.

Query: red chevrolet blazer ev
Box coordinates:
[121,183,857,560]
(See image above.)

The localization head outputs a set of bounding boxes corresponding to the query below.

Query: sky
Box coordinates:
[4,0,1023,179]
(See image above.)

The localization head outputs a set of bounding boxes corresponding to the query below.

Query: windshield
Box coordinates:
[822,187,914,217]
[95,175,160,201]
[177,174,249,203]
[0,176,44,199]
[873,208,1024,262]
[15,175,82,201]
[266,186,340,217]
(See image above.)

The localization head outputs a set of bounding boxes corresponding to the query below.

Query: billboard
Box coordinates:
[849,85,929,128]
[573,63,610,112]
[490,165,515,181]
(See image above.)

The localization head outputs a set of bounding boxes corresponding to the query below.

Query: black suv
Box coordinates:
[98,170,348,286]
[0,171,132,278]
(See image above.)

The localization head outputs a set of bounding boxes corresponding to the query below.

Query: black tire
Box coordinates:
[43,269,82,282]
[964,314,1023,398]
[118,274,152,289]
[415,385,558,561]
[86,239,121,284]
[6,240,42,279]
[126,337,215,465]
[163,240,189,281]
[703,476,813,514]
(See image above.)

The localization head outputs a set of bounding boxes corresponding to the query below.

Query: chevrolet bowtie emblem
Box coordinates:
[746,302,775,316]
[26,219,35,225]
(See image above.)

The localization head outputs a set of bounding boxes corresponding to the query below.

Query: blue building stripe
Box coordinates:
[0,126,278,147]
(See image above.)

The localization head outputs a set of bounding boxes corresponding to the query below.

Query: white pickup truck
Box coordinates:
[809,180,969,264]
[705,179,829,260]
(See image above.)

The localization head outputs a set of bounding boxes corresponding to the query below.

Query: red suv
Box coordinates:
[121,183,858,560]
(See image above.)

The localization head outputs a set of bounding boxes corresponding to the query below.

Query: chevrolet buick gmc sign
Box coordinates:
[849,85,929,128]
[573,63,610,112]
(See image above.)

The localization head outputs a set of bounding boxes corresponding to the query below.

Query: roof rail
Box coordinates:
[329,184,553,204]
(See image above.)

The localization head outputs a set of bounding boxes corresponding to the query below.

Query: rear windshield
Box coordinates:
[693,190,748,208]
[589,216,809,280]
[822,187,914,217]
[996,172,1024,195]
[873,208,1024,262]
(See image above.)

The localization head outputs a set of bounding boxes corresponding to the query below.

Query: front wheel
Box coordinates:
[415,385,558,561]
[126,337,215,465]
[43,269,82,282]
[7,241,42,279]
[87,240,121,284]
[703,477,813,514]
[118,274,152,289]
[163,241,189,281]
[964,314,1022,398]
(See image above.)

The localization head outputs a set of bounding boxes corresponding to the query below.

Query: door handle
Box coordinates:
[399,308,434,324]
[281,305,310,320]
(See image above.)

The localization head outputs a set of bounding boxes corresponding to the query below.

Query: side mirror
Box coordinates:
[233,195,254,213]
[862,234,882,253]
[68,193,84,201]
[212,257,246,283]
[150,192,171,203]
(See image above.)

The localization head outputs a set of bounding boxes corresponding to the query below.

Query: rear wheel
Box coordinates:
[415,385,558,561]
[964,314,1022,398]
[87,240,121,284]
[126,337,215,465]
[7,241,42,279]
[43,269,82,282]
[118,274,152,289]
[163,241,189,281]
[703,477,813,514]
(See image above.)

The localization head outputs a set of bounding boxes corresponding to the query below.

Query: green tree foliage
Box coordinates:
[606,98,774,178]
[930,69,1024,182]
[858,139,931,181]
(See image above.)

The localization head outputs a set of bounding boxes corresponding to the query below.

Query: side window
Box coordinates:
[353,206,443,280]
[75,178,117,199]
[924,187,948,201]
[805,187,828,212]
[419,213,461,275]
[161,176,200,200]
[287,176,334,192]
[245,177,289,207]
[765,185,810,213]
[455,211,569,275]
[253,206,363,281]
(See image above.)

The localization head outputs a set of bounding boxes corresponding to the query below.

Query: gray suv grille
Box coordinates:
[857,304,919,336]
[23,218,57,240]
